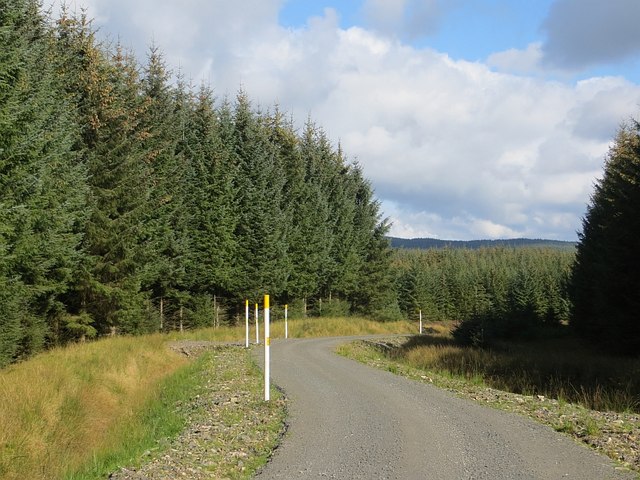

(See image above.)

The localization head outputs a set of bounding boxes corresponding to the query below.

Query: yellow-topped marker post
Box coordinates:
[264,294,271,401]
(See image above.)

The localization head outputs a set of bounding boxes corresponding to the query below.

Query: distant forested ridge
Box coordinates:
[388,237,577,251]
[0,1,397,367]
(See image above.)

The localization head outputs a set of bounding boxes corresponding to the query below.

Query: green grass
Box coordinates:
[66,352,208,479]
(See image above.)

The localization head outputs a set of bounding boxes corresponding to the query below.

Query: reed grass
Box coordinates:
[0,335,188,480]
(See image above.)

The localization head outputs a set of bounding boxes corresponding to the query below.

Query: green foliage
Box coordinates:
[392,248,574,344]
[0,0,88,364]
[570,122,640,354]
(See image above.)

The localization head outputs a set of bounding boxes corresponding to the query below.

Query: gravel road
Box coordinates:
[253,336,635,479]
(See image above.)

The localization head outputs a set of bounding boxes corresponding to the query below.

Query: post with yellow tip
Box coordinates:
[285,304,288,339]
[264,294,271,401]
[245,300,249,348]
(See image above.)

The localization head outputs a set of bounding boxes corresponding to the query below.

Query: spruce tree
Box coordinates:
[570,122,640,353]
[139,46,192,330]
[283,120,330,307]
[0,0,88,363]
[54,13,155,336]
[232,92,288,300]
[187,87,240,301]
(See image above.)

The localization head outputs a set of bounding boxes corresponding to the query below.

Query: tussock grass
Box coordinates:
[384,324,640,413]
[0,335,188,480]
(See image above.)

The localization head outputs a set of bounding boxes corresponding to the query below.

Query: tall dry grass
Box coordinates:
[0,335,187,480]
[390,325,640,413]
[172,316,415,342]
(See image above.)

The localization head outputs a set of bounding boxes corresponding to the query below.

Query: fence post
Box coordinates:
[255,303,260,344]
[285,304,288,339]
[245,299,249,348]
[419,309,423,334]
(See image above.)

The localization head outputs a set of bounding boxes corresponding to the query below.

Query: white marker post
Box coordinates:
[264,294,271,401]
[245,299,249,348]
[419,309,423,335]
[255,303,260,345]
[285,304,288,339]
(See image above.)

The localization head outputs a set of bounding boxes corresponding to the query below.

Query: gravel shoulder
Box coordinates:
[253,336,636,480]
[110,342,285,479]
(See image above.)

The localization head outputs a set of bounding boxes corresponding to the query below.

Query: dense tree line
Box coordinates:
[389,237,576,251]
[392,248,574,344]
[0,1,397,367]
[570,121,640,354]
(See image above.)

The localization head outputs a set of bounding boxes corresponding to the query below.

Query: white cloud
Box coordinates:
[467,218,521,240]
[487,42,544,76]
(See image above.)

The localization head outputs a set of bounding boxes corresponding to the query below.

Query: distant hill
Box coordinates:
[387,237,577,251]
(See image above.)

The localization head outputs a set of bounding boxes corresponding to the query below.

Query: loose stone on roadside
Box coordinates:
[109,343,286,480]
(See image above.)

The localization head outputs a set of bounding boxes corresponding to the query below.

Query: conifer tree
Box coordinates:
[139,47,192,329]
[0,0,88,363]
[570,122,640,353]
[187,87,240,298]
[285,121,331,307]
[54,12,155,335]
[345,165,400,318]
[232,92,288,300]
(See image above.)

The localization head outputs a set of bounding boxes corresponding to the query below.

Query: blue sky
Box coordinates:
[278,1,552,59]
[53,0,640,240]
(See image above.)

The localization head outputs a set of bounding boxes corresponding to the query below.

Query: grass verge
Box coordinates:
[0,316,415,479]
[0,335,187,480]
[0,335,286,480]
[67,349,209,479]
[108,345,286,479]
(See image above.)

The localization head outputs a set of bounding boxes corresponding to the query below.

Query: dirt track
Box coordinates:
[253,336,634,479]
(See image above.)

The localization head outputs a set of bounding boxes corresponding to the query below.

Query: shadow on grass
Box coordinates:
[386,328,640,413]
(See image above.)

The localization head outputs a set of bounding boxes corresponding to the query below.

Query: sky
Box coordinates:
[50,0,640,241]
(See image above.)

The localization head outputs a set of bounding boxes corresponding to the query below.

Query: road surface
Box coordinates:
[253,336,634,479]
